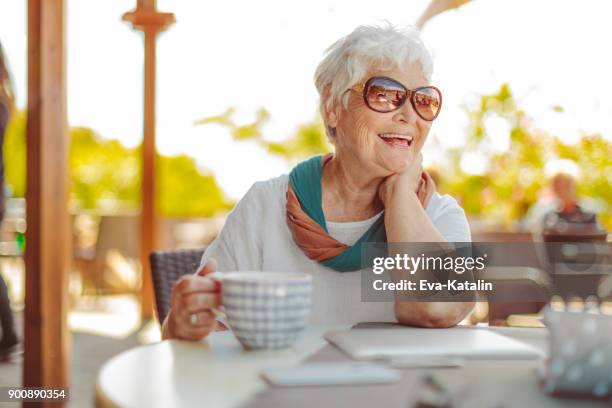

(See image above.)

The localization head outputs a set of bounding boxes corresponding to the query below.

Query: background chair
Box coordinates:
[470,235,551,324]
[149,248,205,325]
[73,214,140,295]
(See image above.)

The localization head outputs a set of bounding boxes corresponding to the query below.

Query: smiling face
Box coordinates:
[326,63,433,177]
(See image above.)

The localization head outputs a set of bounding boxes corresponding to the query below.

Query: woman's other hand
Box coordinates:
[416,171,435,208]
[162,259,224,341]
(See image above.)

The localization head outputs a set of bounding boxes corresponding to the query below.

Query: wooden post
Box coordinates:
[23,0,70,404]
[123,4,175,321]
[140,28,157,321]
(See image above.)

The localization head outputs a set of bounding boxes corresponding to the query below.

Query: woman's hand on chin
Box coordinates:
[379,153,423,207]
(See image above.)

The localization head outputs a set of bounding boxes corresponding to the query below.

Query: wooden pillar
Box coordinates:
[140,28,157,320]
[24,0,70,403]
[123,3,174,320]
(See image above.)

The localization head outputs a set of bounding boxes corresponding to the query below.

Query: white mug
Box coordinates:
[211,271,312,350]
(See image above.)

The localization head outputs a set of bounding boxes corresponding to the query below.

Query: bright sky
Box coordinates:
[1,0,611,199]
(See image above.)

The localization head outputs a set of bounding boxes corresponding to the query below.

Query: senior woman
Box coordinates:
[163,24,473,341]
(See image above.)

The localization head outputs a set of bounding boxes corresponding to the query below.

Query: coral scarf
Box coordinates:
[286,155,434,272]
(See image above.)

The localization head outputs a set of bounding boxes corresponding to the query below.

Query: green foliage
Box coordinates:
[157,153,232,217]
[196,108,332,163]
[3,112,232,217]
[442,84,612,230]
[3,110,26,197]
[70,127,140,211]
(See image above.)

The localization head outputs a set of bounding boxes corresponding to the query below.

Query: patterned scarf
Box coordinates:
[286,154,434,272]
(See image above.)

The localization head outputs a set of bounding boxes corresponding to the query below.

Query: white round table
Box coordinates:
[95,326,337,408]
[96,325,611,408]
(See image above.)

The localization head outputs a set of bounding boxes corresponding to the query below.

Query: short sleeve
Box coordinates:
[199,182,265,272]
[429,193,472,243]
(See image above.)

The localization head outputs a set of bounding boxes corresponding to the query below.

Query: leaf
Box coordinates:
[193,107,236,126]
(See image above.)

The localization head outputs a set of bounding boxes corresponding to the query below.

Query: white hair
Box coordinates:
[314,23,433,138]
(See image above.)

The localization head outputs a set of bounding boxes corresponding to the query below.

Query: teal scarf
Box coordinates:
[288,155,386,272]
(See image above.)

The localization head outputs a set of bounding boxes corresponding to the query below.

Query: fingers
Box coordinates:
[174,314,217,340]
[187,310,216,327]
[417,171,436,208]
[180,292,221,314]
[196,258,217,277]
[167,270,223,341]
[423,171,436,191]
[171,275,217,310]
[174,275,219,296]
[171,278,221,314]
[169,307,218,341]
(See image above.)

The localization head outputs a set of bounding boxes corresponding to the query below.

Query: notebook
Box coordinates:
[325,326,543,360]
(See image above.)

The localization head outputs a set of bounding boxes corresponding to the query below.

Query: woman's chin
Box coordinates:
[383,154,417,173]
[380,160,409,175]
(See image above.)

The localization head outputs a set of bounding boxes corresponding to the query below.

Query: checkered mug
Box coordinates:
[212,272,312,350]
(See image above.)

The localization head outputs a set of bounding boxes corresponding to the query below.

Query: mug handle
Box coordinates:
[207,272,227,320]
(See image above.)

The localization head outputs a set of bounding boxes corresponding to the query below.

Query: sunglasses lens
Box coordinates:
[413,87,441,120]
[364,78,407,112]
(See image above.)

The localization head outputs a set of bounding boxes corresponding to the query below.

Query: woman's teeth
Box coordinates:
[378,133,413,147]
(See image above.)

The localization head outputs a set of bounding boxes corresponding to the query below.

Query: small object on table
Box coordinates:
[541,304,612,398]
[261,362,401,387]
[414,375,452,408]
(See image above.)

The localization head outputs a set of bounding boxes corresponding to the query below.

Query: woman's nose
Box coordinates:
[393,100,419,125]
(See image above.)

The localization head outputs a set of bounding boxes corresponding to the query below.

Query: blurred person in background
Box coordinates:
[525,173,602,234]
[542,173,597,232]
[0,41,20,358]
[524,172,601,234]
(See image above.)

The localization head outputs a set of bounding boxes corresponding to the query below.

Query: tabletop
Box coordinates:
[95,325,608,408]
[95,325,341,408]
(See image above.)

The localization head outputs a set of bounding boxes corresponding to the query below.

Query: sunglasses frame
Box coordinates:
[351,76,442,121]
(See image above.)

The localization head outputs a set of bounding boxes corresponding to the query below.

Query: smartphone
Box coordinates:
[261,362,402,387]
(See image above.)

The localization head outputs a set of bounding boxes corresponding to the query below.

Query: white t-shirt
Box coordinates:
[200,174,471,326]
[326,212,383,246]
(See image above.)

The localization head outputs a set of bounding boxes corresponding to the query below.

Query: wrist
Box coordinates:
[386,188,420,209]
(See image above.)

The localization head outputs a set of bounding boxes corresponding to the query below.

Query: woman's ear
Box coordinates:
[323,85,339,129]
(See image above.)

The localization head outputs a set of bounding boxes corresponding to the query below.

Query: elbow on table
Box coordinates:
[394,301,475,328]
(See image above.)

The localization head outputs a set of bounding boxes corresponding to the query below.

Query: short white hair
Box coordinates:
[314,23,433,137]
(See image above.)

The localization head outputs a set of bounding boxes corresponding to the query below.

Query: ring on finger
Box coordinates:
[190,313,199,326]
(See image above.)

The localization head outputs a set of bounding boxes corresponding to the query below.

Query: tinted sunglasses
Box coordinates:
[350,76,442,121]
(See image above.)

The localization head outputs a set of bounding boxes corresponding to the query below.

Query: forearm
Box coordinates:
[384,192,445,243]
[385,192,473,326]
